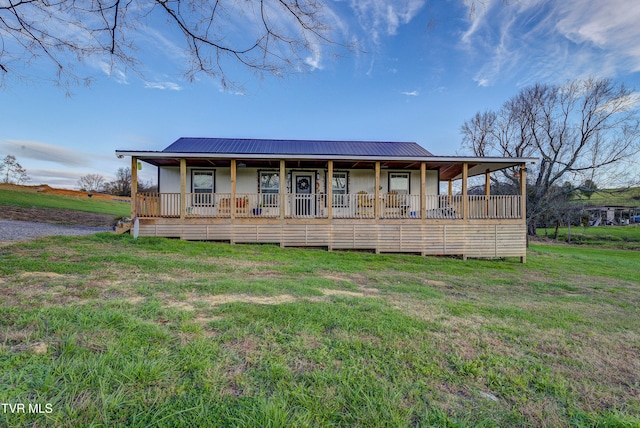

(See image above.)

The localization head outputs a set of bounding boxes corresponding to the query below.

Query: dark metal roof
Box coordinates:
[162,138,433,157]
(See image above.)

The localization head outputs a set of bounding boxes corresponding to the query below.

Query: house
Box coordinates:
[116,138,536,261]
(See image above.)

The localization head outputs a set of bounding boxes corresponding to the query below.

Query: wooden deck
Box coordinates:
[137,217,526,260]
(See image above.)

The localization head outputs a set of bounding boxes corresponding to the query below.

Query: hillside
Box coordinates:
[583,186,640,207]
[0,184,131,227]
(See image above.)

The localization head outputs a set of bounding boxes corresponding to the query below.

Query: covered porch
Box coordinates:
[130,157,526,221]
[124,154,530,261]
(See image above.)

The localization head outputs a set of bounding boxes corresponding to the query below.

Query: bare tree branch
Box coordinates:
[461,77,640,236]
[0,0,347,89]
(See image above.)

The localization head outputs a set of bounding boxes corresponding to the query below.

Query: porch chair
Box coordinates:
[356,191,374,217]
[235,196,249,216]
[384,191,403,217]
[217,196,249,216]
[218,197,231,217]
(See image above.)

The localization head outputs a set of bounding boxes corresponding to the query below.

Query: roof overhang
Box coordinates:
[116,150,537,181]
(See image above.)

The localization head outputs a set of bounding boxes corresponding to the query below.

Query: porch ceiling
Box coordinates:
[140,158,431,170]
[129,155,535,181]
[432,160,527,181]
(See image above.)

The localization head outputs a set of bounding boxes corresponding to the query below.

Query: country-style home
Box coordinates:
[116,138,536,261]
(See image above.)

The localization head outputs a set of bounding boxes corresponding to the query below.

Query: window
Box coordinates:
[259,171,279,206]
[388,172,410,194]
[332,171,348,207]
[192,170,215,205]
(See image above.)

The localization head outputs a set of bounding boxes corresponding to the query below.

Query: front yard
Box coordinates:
[1,234,638,426]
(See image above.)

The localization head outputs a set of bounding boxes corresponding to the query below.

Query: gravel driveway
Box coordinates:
[0,219,111,242]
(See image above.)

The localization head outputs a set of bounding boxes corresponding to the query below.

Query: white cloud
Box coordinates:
[144,81,182,91]
[26,169,88,187]
[304,42,323,71]
[93,59,128,85]
[401,90,419,96]
[0,140,87,167]
[0,140,114,167]
[0,140,126,188]
[348,0,427,44]
[461,0,640,86]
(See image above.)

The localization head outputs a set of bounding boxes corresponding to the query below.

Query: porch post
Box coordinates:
[485,168,491,217]
[462,162,468,261]
[131,157,138,218]
[462,162,468,220]
[230,159,237,221]
[485,169,491,196]
[279,160,286,220]
[179,158,186,220]
[448,179,453,204]
[327,160,333,220]
[420,162,426,220]
[519,164,527,219]
[520,163,527,263]
[374,161,380,219]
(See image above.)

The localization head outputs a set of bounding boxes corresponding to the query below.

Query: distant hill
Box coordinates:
[583,187,640,207]
[0,184,130,226]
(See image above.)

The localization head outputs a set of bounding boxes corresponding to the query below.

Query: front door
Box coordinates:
[295,174,313,216]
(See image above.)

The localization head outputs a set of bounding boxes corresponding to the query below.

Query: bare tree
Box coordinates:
[0,0,341,88]
[1,154,30,184]
[137,178,157,193]
[461,78,640,236]
[104,166,131,196]
[77,173,106,192]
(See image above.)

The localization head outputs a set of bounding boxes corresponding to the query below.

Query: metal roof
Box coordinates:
[115,138,537,180]
[161,138,434,157]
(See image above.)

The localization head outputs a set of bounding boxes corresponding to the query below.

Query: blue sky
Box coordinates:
[1,0,640,187]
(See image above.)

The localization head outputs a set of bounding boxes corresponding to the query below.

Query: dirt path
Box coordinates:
[0,218,111,242]
[0,206,117,227]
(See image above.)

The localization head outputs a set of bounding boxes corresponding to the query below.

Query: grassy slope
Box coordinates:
[0,187,130,217]
[537,224,640,249]
[1,235,639,427]
[585,186,640,207]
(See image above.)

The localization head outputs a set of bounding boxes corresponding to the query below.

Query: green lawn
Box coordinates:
[0,187,130,217]
[537,224,640,250]
[1,235,639,427]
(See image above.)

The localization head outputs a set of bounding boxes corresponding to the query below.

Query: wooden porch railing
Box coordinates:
[134,192,522,220]
[468,195,521,219]
[136,193,179,218]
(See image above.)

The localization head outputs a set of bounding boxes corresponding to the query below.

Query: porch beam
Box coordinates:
[420,162,426,220]
[327,160,333,220]
[374,161,380,219]
[279,160,286,220]
[179,158,186,220]
[230,159,237,221]
[131,156,138,218]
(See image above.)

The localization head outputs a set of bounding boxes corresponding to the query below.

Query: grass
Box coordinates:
[1,234,639,427]
[0,186,130,217]
[537,224,640,250]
